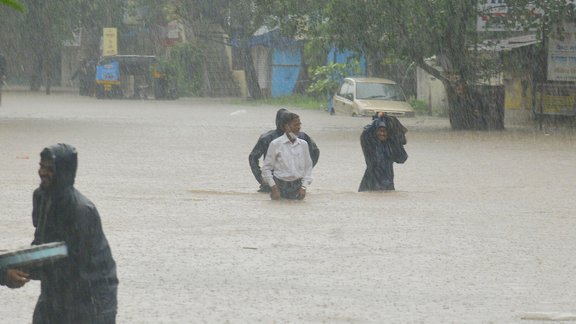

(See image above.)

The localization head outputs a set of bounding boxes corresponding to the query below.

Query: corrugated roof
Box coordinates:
[477,34,539,52]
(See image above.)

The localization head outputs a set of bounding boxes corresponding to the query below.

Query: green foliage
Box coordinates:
[407,97,428,115]
[303,40,330,72]
[306,62,361,98]
[163,43,205,97]
[230,94,324,110]
[503,0,576,34]
[0,0,24,11]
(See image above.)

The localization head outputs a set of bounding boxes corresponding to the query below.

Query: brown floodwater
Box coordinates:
[1,91,575,323]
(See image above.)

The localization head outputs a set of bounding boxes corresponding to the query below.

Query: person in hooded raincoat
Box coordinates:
[31,143,118,324]
[358,113,408,191]
[248,108,320,193]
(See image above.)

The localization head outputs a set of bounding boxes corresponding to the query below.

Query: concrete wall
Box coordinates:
[502,75,533,125]
[416,67,448,116]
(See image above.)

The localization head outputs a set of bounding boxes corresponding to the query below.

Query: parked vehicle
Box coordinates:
[95,55,178,100]
[332,77,415,117]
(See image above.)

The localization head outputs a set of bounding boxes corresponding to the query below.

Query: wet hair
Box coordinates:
[275,108,289,129]
[280,112,299,128]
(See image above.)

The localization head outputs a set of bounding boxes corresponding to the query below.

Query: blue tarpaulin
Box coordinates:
[271,48,302,97]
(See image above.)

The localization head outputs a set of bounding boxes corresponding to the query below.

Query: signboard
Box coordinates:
[476,0,541,32]
[96,61,119,83]
[161,21,184,46]
[547,23,576,81]
[477,1,576,32]
[477,0,508,31]
[102,27,118,56]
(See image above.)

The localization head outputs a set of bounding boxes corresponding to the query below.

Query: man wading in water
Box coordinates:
[249,108,319,193]
[262,112,313,200]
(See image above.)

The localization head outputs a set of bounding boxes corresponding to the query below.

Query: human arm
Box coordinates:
[0,268,30,289]
[299,132,320,167]
[249,132,278,186]
[73,204,107,277]
[388,142,408,163]
[384,115,407,145]
[60,197,117,286]
[381,117,408,163]
[270,185,281,200]
[360,125,379,169]
[248,137,267,185]
[263,139,284,200]
[297,187,306,200]
[261,140,278,189]
[301,141,313,188]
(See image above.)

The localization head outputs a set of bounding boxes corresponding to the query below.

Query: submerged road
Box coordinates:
[1,92,576,323]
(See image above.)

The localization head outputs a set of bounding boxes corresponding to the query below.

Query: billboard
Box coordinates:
[477,0,576,32]
[96,61,119,83]
[476,0,540,32]
[102,27,118,56]
[547,23,576,81]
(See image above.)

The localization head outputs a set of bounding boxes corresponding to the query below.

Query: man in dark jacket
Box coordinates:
[358,114,408,191]
[249,108,320,193]
[31,143,118,324]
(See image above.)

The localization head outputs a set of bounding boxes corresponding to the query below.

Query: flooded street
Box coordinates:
[1,92,576,323]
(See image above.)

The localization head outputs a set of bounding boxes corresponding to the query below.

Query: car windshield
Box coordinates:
[356,82,407,101]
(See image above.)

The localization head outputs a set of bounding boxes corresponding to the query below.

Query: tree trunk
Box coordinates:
[446,85,478,130]
[365,52,386,77]
[416,58,497,130]
[29,56,42,92]
[44,54,52,95]
[240,45,262,99]
[28,2,43,92]
[294,47,309,95]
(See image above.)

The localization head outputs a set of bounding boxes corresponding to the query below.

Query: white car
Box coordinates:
[332,77,415,117]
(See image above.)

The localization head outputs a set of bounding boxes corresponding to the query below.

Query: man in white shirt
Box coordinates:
[262,112,313,200]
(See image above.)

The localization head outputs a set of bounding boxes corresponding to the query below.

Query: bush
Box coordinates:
[306,62,361,99]
[231,94,324,110]
[161,43,205,96]
[408,97,428,115]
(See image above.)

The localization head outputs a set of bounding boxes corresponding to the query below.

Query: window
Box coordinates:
[355,82,407,101]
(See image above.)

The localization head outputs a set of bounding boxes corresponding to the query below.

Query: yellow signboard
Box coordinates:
[102,27,118,56]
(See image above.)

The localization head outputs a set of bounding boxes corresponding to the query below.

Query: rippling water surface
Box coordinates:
[1,92,576,323]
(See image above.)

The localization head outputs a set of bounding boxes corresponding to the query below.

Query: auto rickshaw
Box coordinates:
[95,55,177,100]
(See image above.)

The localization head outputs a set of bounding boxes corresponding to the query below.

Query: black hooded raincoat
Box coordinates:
[31,144,118,324]
[358,117,408,191]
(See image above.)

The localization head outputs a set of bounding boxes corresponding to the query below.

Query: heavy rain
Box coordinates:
[1,0,576,323]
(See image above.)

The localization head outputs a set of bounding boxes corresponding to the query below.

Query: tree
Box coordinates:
[1,0,123,93]
[261,0,499,129]
[266,0,576,129]
[139,0,266,99]
[0,0,24,11]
